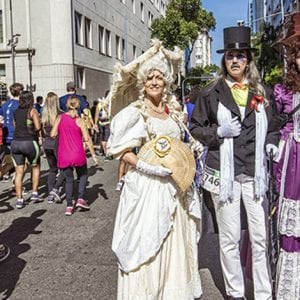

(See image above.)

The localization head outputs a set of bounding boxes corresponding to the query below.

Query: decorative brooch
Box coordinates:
[250,95,264,112]
[154,136,171,158]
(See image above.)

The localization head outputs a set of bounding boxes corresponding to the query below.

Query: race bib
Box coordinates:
[202,165,220,194]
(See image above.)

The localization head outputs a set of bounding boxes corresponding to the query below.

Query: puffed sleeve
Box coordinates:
[107,106,147,158]
[273,83,293,114]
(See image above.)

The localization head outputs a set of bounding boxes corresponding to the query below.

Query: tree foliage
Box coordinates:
[185,64,219,87]
[151,0,216,73]
[252,22,283,85]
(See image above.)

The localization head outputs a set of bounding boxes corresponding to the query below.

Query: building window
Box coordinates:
[140,2,144,23]
[0,10,3,44]
[133,45,137,59]
[121,38,125,61]
[132,0,136,14]
[105,29,111,56]
[85,17,92,49]
[148,12,153,27]
[0,64,6,102]
[76,67,85,89]
[75,12,84,46]
[116,35,121,59]
[99,26,105,54]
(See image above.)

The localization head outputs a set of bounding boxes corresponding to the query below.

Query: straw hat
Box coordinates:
[137,136,196,192]
[106,39,183,117]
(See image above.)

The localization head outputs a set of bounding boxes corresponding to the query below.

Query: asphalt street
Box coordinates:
[0,155,253,300]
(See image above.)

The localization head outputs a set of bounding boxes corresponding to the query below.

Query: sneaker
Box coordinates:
[50,189,62,203]
[115,180,124,191]
[0,244,10,263]
[16,199,25,209]
[75,198,90,210]
[47,195,54,204]
[2,174,11,182]
[65,206,74,216]
[30,193,43,203]
[104,155,113,161]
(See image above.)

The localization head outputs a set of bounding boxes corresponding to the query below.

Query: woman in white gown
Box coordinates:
[107,41,202,300]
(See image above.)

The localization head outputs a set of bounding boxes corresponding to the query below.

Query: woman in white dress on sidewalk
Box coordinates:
[107,40,203,300]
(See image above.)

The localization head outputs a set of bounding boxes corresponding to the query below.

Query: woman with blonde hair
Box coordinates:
[41,92,65,203]
[107,40,203,299]
[51,95,90,216]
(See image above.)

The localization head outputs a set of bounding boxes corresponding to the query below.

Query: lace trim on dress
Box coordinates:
[293,92,300,142]
[278,197,300,237]
[276,249,300,300]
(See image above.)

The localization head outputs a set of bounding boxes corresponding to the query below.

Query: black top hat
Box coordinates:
[217,26,257,53]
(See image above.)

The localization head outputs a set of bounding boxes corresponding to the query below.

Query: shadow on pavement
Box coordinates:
[0,209,46,300]
[86,183,109,204]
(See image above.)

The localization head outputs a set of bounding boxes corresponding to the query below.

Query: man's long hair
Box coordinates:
[220,51,267,101]
[285,39,300,93]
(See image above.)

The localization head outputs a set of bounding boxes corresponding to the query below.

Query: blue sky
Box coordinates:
[202,0,248,65]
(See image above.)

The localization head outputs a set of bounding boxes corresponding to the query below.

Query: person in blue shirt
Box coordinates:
[0,83,24,145]
[34,95,43,115]
[59,81,88,113]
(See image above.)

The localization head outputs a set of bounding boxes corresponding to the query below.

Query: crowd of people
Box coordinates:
[1,15,300,300]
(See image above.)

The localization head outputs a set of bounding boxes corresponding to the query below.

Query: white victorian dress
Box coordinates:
[107,105,202,300]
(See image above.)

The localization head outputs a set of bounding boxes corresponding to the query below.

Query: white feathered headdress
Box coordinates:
[107,39,183,117]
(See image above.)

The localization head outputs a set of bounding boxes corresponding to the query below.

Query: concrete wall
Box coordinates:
[0,0,169,100]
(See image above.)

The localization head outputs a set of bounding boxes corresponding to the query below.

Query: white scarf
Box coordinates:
[217,102,268,203]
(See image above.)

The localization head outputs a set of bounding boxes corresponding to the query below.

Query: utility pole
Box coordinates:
[280,0,284,23]
[7,0,20,84]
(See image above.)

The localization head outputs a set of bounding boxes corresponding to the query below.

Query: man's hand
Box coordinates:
[217,116,241,138]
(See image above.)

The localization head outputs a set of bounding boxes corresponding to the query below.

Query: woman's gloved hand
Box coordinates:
[217,116,241,138]
[136,160,172,177]
[190,140,204,153]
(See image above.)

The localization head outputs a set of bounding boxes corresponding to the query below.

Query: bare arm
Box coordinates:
[50,115,61,138]
[31,108,41,131]
[77,118,90,142]
[93,105,100,132]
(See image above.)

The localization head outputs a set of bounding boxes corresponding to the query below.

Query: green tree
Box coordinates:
[151,0,216,73]
[187,64,219,86]
[264,65,283,87]
[252,22,283,84]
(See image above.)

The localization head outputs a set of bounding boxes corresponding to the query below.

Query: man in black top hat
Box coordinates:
[190,26,279,300]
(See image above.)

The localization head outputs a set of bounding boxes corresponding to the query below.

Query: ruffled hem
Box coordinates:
[117,279,202,300]
[276,249,300,300]
[279,197,300,237]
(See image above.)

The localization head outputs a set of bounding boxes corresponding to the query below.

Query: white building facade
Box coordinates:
[190,31,212,68]
[0,0,168,101]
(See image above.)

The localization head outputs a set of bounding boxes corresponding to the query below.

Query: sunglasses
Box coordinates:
[225,52,247,62]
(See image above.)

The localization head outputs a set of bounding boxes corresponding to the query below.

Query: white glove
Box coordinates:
[266,144,278,159]
[190,140,204,153]
[136,160,172,177]
[217,116,241,138]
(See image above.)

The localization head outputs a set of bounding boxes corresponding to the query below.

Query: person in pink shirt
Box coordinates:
[51,95,90,216]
